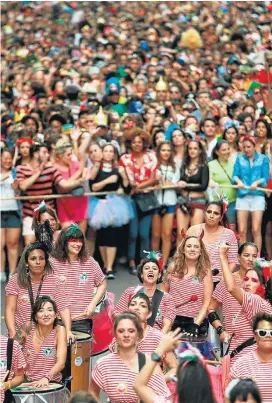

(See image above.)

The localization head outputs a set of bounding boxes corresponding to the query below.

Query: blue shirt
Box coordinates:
[232,152,270,198]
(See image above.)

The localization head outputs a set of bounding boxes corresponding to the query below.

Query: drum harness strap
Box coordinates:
[229,336,256,359]
[27,272,45,321]
[4,338,16,403]
[147,289,164,328]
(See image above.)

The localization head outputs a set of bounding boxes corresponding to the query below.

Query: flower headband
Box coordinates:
[64,223,83,239]
[143,250,164,272]
[223,120,239,130]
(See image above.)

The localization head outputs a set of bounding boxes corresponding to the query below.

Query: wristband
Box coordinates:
[208,311,220,325]
[216,326,225,336]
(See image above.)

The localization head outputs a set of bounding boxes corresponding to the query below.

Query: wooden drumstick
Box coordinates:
[204,360,222,365]
[72,313,87,320]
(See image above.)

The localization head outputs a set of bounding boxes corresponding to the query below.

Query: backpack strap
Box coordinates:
[138,352,146,403]
[147,289,164,327]
[6,338,14,379]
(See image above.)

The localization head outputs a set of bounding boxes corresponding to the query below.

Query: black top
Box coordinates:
[89,167,131,199]
[180,164,209,192]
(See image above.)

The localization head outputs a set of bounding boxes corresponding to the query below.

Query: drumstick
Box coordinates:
[1,370,9,383]
[175,295,198,309]
[204,360,222,365]
[72,313,87,320]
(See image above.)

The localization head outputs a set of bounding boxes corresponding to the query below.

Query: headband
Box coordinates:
[64,223,83,240]
[241,135,256,145]
[16,137,34,146]
[143,250,164,273]
[33,200,47,219]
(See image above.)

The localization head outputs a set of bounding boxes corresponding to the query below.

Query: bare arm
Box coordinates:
[18,162,47,192]
[48,326,67,376]
[57,177,84,192]
[5,295,17,338]
[135,172,157,190]
[194,268,213,325]
[161,319,172,334]
[89,380,101,401]
[91,175,118,192]
[164,351,178,382]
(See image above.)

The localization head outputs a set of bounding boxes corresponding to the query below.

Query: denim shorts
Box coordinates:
[236,195,265,212]
[1,211,21,229]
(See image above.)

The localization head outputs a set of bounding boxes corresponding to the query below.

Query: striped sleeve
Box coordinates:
[113,287,137,315]
[242,291,272,320]
[51,166,63,186]
[54,278,68,312]
[92,359,106,390]
[5,274,19,296]
[212,280,224,304]
[93,260,105,286]
[161,292,176,323]
[16,165,26,181]
[12,339,26,372]
[227,231,238,264]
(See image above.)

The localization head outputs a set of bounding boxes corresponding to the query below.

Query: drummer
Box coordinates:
[0,334,26,402]
[113,253,176,333]
[5,241,72,342]
[51,224,106,334]
[22,295,67,387]
[110,293,177,381]
[161,233,213,336]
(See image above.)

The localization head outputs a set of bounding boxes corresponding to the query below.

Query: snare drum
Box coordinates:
[11,382,69,402]
[65,331,91,393]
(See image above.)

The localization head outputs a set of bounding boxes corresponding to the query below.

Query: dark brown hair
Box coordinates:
[113,312,143,340]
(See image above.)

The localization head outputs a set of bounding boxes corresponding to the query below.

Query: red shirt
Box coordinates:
[113,286,176,330]
[51,256,105,317]
[16,164,62,217]
[5,273,68,332]
[230,351,272,403]
[119,151,157,185]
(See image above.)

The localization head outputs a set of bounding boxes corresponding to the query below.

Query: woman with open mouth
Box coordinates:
[21,295,67,389]
[113,254,176,333]
[161,234,213,337]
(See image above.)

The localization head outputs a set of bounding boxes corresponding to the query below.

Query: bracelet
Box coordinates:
[66,330,73,335]
[216,326,225,336]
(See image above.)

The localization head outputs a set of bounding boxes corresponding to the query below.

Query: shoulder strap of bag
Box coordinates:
[147,289,164,327]
[230,337,256,359]
[138,352,146,403]
[217,160,232,183]
[6,338,14,375]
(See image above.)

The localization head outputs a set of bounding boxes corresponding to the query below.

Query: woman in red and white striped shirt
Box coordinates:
[90,312,172,403]
[5,242,71,342]
[113,256,176,333]
[208,242,262,365]
[219,243,272,365]
[230,312,272,403]
[22,295,67,387]
[51,224,106,334]
[187,200,238,285]
[161,235,213,336]
[110,293,177,382]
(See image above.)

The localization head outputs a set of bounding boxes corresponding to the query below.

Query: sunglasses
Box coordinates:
[243,276,259,283]
[253,91,260,95]
[68,238,83,243]
[255,329,272,338]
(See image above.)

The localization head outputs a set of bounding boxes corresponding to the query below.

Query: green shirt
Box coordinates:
[208,159,236,203]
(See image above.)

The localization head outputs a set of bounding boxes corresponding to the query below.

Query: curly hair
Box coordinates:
[52,225,88,263]
[122,127,151,151]
[172,236,211,281]
[16,242,53,288]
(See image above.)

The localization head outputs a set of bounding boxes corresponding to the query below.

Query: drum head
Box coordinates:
[72,331,92,341]
[12,382,63,394]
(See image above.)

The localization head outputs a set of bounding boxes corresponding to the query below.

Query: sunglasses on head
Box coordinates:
[253,91,260,95]
[255,329,272,338]
[243,276,259,283]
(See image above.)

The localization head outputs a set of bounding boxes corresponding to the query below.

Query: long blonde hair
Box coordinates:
[173,236,211,281]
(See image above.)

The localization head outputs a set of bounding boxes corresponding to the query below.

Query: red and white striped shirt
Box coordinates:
[22,327,61,382]
[0,335,26,402]
[113,286,176,330]
[213,282,272,364]
[168,274,205,318]
[203,227,238,282]
[109,326,163,354]
[5,273,68,332]
[51,257,105,317]
[92,352,172,403]
[230,351,272,403]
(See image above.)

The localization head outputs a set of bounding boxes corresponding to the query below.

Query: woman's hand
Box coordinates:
[250,181,259,190]
[84,301,96,317]
[219,331,232,344]
[1,371,10,391]
[106,175,118,184]
[178,180,187,189]
[30,377,49,388]
[66,330,76,344]
[236,179,245,188]
[219,243,229,257]
[156,328,182,355]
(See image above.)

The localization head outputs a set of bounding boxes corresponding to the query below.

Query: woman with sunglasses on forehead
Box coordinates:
[110,293,177,382]
[51,224,106,334]
[161,234,213,337]
[90,313,172,403]
[113,255,176,333]
[5,242,71,342]
[230,313,272,403]
[187,199,238,285]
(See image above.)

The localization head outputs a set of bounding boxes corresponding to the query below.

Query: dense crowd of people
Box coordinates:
[1,1,272,403]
